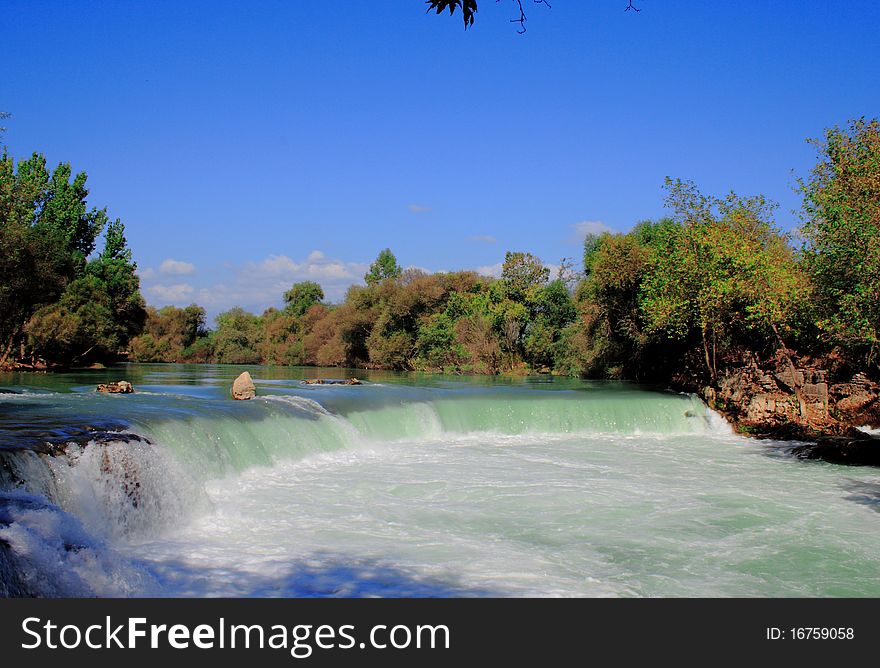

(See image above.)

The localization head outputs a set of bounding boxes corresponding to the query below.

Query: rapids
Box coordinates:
[1,365,879,597]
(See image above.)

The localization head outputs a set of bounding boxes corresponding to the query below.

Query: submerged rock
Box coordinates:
[232,371,256,400]
[96,381,133,394]
[302,378,362,386]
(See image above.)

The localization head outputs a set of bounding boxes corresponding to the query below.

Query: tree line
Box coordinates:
[0,150,144,368]
[2,118,878,385]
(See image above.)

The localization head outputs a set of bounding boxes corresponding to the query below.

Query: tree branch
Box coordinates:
[504,0,551,34]
[427,1,639,32]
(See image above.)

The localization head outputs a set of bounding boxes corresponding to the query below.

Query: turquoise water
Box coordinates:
[1,364,879,597]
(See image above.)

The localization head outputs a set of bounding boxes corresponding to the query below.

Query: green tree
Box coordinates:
[87,220,146,348]
[799,118,880,370]
[25,275,117,364]
[283,281,324,316]
[641,179,805,383]
[0,152,109,365]
[416,312,463,370]
[572,229,656,378]
[499,251,549,303]
[365,248,402,285]
[582,232,607,278]
[0,216,71,364]
[25,221,145,364]
[212,307,262,365]
[524,278,577,368]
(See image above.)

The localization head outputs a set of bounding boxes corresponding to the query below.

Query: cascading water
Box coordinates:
[1,365,879,597]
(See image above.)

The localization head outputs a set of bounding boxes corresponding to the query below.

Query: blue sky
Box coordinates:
[4,1,878,320]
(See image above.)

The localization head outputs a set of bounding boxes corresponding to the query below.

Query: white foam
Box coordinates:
[0,490,157,597]
[262,394,333,416]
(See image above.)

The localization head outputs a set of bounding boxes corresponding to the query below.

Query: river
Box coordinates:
[1,364,879,597]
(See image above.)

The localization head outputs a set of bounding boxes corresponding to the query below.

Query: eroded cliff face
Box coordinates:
[702,360,879,440]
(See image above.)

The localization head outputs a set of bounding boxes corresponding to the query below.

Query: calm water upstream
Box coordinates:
[1,364,879,597]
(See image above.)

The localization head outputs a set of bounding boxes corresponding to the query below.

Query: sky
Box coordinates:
[3,1,878,321]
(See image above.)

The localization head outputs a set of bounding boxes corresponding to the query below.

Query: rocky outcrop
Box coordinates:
[232,371,256,400]
[96,381,133,394]
[702,360,879,464]
[830,373,878,416]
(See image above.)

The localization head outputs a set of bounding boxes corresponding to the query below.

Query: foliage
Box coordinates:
[25,222,145,365]
[11,116,870,388]
[0,151,142,366]
[799,118,880,369]
[364,248,402,286]
[572,226,658,378]
[283,281,324,316]
[212,307,262,365]
[129,304,207,363]
[426,0,477,28]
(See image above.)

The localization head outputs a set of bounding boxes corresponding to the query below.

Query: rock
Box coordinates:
[701,361,880,448]
[774,369,805,390]
[301,378,362,386]
[833,386,877,413]
[232,371,256,400]
[96,381,133,394]
[802,381,828,405]
[792,432,880,466]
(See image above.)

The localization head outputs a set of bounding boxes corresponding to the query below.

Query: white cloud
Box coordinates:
[255,255,298,277]
[407,204,430,214]
[569,220,613,243]
[159,258,196,276]
[137,267,156,280]
[475,262,504,278]
[468,235,497,244]
[146,283,195,303]
[188,251,370,317]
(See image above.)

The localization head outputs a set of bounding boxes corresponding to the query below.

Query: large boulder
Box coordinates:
[232,371,256,400]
